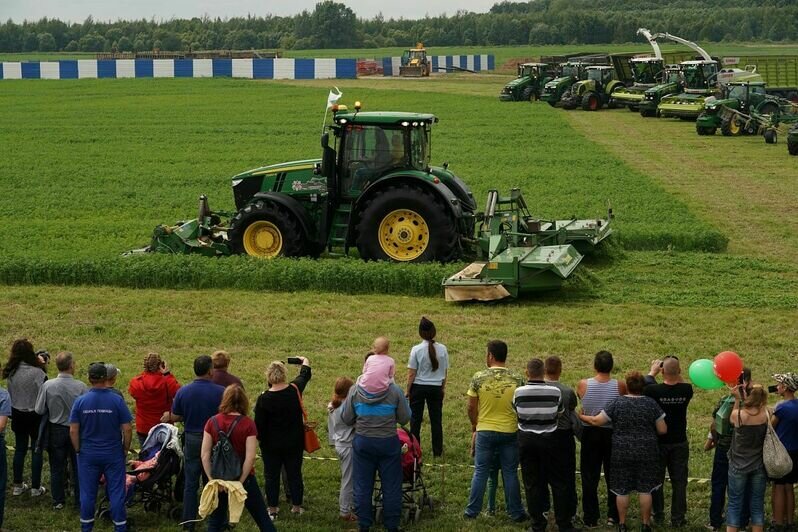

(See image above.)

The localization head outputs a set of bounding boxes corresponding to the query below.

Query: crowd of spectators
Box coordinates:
[0,320,796,532]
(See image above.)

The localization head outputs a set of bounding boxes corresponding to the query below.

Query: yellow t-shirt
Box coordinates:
[467,367,525,433]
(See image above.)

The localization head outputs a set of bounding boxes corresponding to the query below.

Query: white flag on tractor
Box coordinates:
[327,87,343,109]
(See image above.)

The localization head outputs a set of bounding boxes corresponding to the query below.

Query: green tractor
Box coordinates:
[638,65,683,117]
[540,61,592,107]
[696,81,784,136]
[788,123,798,155]
[499,62,556,102]
[134,101,613,300]
[559,66,625,111]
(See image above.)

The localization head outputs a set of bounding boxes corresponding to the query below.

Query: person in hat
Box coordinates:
[104,364,123,397]
[770,372,798,530]
[69,362,133,532]
[129,353,181,445]
[406,317,449,458]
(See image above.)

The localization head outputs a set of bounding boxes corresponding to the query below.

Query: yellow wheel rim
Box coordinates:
[242,221,283,258]
[378,209,430,261]
[729,119,741,135]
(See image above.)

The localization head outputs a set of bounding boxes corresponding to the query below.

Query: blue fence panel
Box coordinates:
[212,59,232,77]
[59,60,78,79]
[474,55,481,72]
[21,62,40,79]
[488,55,495,70]
[294,58,315,80]
[383,57,393,77]
[431,56,439,73]
[135,59,153,78]
[0,63,3,79]
[253,59,274,79]
[336,59,356,79]
[97,60,116,78]
[174,59,193,78]
[460,56,468,70]
[445,56,454,70]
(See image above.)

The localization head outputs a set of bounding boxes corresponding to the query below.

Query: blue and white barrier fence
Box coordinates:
[0,58,357,80]
[382,54,494,76]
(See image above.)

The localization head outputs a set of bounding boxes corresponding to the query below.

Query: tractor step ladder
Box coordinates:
[328,204,353,250]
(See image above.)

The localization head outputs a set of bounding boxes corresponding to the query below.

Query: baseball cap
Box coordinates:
[88,362,108,380]
[105,363,121,379]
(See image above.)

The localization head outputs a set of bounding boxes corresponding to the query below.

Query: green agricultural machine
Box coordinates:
[499,62,557,102]
[638,65,683,117]
[559,66,624,111]
[788,124,798,155]
[540,55,608,107]
[696,81,785,136]
[609,28,665,111]
[134,101,613,300]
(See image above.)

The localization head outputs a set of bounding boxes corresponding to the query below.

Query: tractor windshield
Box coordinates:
[683,66,704,89]
[408,50,425,61]
[561,65,578,77]
[409,125,431,171]
[521,65,535,77]
[587,69,603,82]
[666,70,681,84]
[728,85,748,101]
[340,125,408,195]
[632,61,661,84]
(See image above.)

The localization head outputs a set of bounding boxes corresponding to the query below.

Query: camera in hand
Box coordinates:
[287,357,302,365]
[768,385,779,394]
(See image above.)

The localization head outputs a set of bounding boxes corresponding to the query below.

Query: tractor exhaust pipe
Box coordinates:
[198,194,210,221]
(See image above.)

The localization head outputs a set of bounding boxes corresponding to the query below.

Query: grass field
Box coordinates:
[0,66,797,531]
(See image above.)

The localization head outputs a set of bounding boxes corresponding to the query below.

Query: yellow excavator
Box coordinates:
[400,42,431,77]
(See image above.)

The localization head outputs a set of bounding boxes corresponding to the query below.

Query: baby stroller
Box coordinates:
[373,427,434,524]
[97,423,184,521]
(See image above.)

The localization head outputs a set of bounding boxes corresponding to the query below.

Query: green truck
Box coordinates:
[499,62,557,102]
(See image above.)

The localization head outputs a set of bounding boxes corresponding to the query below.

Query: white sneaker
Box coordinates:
[12,483,29,496]
[31,486,47,497]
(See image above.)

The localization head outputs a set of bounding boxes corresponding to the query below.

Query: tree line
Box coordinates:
[1,0,797,54]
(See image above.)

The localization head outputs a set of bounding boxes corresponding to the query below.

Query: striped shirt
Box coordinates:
[580,377,620,429]
[513,381,562,434]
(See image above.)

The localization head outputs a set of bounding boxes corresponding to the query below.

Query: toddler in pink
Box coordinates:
[359,337,395,394]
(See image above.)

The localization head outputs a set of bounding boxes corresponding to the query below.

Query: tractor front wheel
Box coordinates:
[721,117,742,137]
[356,185,458,263]
[581,92,600,111]
[546,99,557,107]
[788,140,798,156]
[521,87,536,102]
[228,200,305,258]
[763,129,777,144]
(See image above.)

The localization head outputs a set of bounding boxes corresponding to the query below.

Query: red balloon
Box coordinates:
[714,351,744,385]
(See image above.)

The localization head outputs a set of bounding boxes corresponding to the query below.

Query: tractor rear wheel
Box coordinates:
[581,92,600,111]
[228,200,305,258]
[789,140,798,156]
[721,117,742,137]
[356,184,458,263]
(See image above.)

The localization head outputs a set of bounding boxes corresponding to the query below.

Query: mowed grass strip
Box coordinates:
[0,78,724,263]
[565,109,798,263]
[0,284,796,530]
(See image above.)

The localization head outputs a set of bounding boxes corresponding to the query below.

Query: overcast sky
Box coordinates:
[2,0,499,23]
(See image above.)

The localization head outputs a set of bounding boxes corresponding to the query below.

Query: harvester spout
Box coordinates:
[636,28,663,61]
[651,32,712,61]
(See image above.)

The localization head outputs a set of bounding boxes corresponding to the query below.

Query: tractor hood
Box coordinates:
[505,76,531,89]
[230,158,322,210]
[231,159,321,182]
[545,76,571,89]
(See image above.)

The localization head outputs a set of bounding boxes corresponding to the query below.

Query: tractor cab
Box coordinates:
[559,62,588,80]
[664,65,682,84]
[585,66,616,88]
[630,57,664,85]
[681,60,719,93]
[518,62,548,79]
[327,107,436,199]
[724,81,767,112]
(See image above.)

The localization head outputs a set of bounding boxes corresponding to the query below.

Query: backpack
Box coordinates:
[210,415,242,481]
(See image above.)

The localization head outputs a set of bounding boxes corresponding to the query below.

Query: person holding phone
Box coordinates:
[128,352,181,446]
[254,357,311,520]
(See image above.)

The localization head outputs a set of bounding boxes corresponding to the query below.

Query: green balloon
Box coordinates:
[689,358,725,390]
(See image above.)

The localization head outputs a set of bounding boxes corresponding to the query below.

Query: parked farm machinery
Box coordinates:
[399,43,431,77]
[559,66,624,111]
[540,55,609,107]
[500,62,557,101]
[695,81,797,137]
[610,28,666,111]
[132,101,612,300]
[788,124,798,155]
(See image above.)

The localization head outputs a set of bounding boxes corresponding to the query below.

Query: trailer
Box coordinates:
[719,56,798,101]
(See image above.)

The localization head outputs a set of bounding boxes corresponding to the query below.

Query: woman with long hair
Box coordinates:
[201,384,275,532]
[726,385,769,532]
[2,339,47,497]
[406,317,449,458]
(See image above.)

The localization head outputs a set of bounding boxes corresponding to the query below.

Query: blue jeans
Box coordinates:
[48,424,79,508]
[207,475,275,532]
[353,434,402,531]
[181,432,203,530]
[709,445,750,528]
[727,465,767,528]
[465,430,525,520]
[78,451,127,532]
[0,435,7,528]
